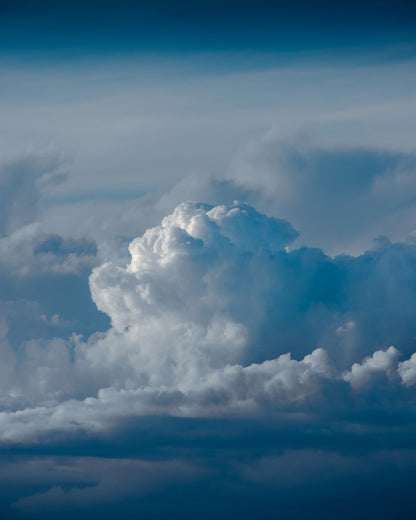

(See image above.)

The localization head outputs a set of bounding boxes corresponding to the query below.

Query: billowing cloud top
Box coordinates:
[1,201,416,441]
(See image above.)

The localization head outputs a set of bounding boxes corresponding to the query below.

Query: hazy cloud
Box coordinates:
[228,137,416,254]
[0,152,66,236]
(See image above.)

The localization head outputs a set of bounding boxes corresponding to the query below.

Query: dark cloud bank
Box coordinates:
[2,150,416,518]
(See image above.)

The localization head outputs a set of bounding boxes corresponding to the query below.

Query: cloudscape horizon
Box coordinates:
[1,1,416,518]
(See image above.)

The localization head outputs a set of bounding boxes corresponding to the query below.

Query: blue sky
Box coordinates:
[1,0,416,56]
[1,1,416,518]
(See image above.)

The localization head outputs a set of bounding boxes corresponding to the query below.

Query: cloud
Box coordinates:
[0,220,107,359]
[0,152,67,236]
[1,201,416,442]
[0,152,109,401]
[343,346,399,387]
[3,440,416,519]
[398,353,416,386]
[0,150,97,277]
[2,42,416,520]
[10,457,202,513]
[227,137,416,254]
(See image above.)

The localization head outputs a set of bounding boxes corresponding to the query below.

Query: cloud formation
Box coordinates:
[0,152,67,236]
[1,201,416,442]
[0,152,109,410]
[228,137,416,254]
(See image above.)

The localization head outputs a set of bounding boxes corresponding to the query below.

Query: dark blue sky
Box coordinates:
[1,0,416,57]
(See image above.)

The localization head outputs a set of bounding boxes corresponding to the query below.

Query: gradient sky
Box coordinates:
[1,1,416,519]
[2,0,416,53]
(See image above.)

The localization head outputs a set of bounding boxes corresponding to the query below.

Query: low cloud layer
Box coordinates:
[1,201,416,442]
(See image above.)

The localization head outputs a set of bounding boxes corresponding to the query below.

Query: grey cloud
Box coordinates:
[0,152,67,236]
[0,224,107,350]
[227,138,416,254]
[11,457,202,514]
[34,235,97,258]
[0,152,109,400]
[2,441,416,520]
[0,226,98,276]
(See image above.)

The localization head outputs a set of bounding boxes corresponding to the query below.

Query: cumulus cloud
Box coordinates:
[343,346,399,387]
[1,201,416,441]
[398,353,416,386]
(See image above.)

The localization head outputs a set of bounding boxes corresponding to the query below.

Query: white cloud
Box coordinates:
[398,353,416,386]
[1,201,416,442]
[192,347,332,412]
[0,348,333,441]
[86,201,298,390]
[343,346,399,387]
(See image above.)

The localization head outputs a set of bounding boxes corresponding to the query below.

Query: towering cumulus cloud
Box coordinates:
[1,201,416,441]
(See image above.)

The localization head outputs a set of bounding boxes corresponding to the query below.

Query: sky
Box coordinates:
[1,1,416,518]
